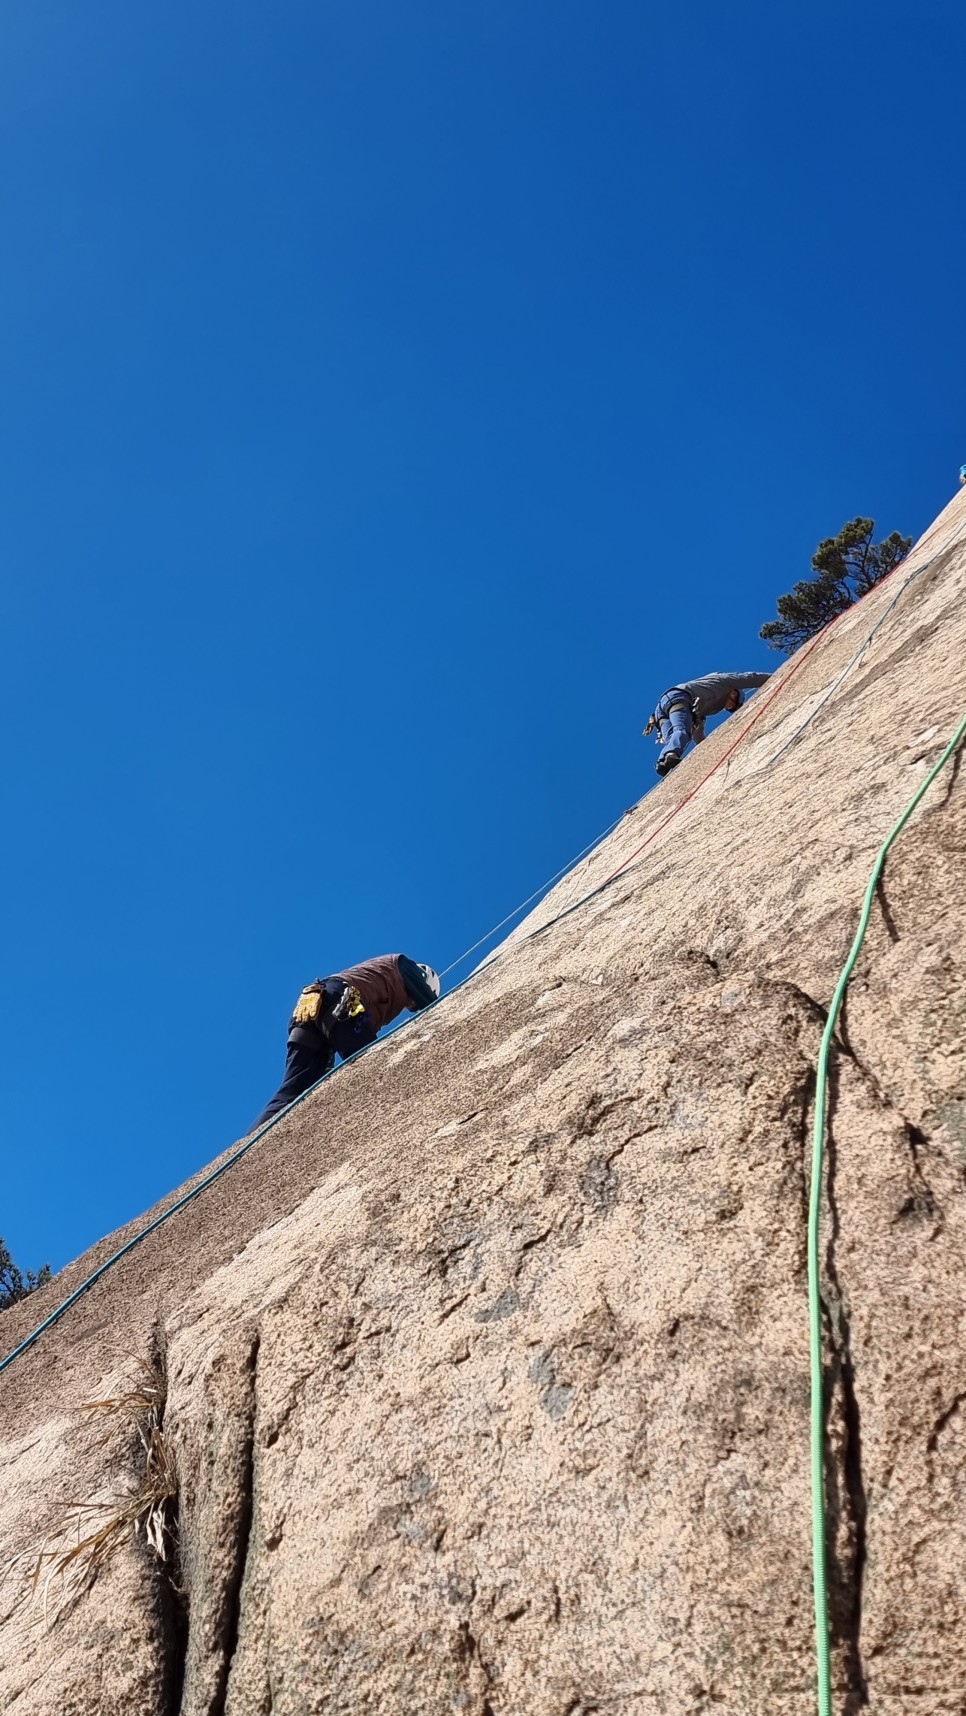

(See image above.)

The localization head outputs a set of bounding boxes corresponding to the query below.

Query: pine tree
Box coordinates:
[0,1237,51,1311]
[760,517,912,655]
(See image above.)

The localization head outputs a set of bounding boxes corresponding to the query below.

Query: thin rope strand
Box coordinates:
[439,814,626,976]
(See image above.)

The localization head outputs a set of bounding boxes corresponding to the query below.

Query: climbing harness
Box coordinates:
[0,826,631,1378]
[292,979,366,1033]
[807,705,966,1716]
[596,627,831,892]
[644,691,693,743]
[608,515,966,897]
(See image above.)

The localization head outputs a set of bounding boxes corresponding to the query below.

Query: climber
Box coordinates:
[252,954,441,1127]
[644,671,771,777]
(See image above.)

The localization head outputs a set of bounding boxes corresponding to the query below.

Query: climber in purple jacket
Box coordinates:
[645,670,771,777]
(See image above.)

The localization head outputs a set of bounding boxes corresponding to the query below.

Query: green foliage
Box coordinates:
[760,517,912,655]
[0,1236,51,1311]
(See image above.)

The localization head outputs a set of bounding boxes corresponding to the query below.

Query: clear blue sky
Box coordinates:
[1,1,963,1279]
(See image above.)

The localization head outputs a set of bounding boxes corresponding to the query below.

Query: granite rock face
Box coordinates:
[2,490,966,1715]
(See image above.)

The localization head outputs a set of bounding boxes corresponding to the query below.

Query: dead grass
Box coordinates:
[22,1354,178,1623]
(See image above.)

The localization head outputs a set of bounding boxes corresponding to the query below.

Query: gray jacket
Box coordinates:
[672,670,770,722]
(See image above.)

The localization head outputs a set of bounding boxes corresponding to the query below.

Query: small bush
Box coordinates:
[0,1237,51,1311]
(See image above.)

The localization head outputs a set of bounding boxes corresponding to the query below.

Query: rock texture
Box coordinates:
[3,489,966,1715]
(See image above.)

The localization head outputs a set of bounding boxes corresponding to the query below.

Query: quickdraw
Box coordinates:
[331,984,366,1022]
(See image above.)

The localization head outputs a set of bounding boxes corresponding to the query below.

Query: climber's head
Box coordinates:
[725,689,742,713]
[401,960,441,1010]
[416,963,440,1001]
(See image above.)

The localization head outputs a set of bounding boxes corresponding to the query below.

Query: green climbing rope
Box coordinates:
[809,708,966,1716]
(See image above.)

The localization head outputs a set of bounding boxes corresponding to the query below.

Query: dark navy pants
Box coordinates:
[251,978,378,1130]
[251,1038,335,1128]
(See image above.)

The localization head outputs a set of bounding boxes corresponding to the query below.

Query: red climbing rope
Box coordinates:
[598,626,833,891]
[600,510,966,895]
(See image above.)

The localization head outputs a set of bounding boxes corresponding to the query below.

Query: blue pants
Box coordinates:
[655,689,694,766]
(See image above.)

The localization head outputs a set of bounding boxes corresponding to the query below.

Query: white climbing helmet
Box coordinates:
[417,963,441,999]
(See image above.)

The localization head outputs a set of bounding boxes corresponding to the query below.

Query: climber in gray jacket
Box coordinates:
[645,671,771,777]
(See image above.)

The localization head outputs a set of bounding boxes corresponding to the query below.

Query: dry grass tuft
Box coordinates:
[24,1355,178,1623]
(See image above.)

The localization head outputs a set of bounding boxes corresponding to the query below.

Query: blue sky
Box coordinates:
[1,0,963,1280]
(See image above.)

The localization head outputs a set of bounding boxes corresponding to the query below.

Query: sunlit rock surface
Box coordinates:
[2,488,966,1714]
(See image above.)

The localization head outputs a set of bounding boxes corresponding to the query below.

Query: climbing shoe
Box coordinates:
[656,754,679,777]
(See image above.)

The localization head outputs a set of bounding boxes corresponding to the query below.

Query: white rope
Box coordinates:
[439,812,627,976]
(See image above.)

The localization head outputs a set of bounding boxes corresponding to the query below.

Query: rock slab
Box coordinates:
[2,488,966,1713]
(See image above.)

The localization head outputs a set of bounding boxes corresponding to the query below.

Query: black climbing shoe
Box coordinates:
[656,754,679,778]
